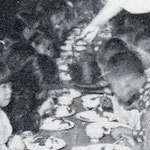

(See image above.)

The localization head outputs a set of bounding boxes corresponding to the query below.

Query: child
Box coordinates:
[0,82,12,149]
[104,51,150,150]
[97,38,130,76]
[4,42,59,133]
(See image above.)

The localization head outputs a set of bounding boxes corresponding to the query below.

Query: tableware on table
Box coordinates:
[58,64,69,71]
[75,45,86,51]
[75,111,108,122]
[81,94,101,110]
[7,135,26,150]
[59,72,72,81]
[23,134,66,150]
[45,136,66,150]
[40,117,74,131]
[61,51,73,57]
[72,144,131,150]
[69,89,82,98]
[65,39,74,45]
[86,122,132,140]
[60,89,82,98]
[86,124,105,143]
[49,88,81,99]
[57,95,73,106]
[102,112,116,121]
[61,44,72,51]
[53,105,75,118]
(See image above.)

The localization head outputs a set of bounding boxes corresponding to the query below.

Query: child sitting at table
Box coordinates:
[103,50,150,150]
[4,42,59,133]
[97,38,130,76]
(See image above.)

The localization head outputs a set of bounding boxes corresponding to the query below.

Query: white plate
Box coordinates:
[59,72,72,81]
[69,89,82,98]
[45,136,66,150]
[61,44,72,51]
[40,117,74,131]
[81,94,102,102]
[75,45,86,51]
[102,112,116,121]
[53,109,76,118]
[75,111,108,122]
[72,144,131,150]
[24,135,66,150]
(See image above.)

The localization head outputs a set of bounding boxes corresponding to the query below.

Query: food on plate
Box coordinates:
[86,124,105,142]
[0,145,9,150]
[61,51,73,57]
[86,122,132,141]
[49,88,81,100]
[21,131,34,139]
[81,95,101,110]
[23,134,66,150]
[102,112,116,121]
[58,95,73,105]
[40,117,74,131]
[8,135,26,150]
[58,65,69,71]
[45,136,66,149]
[75,46,86,51]
[111,127,133,140]
[72,144,131,150]
[75,40,86,46]
[54,105,75,117]
[65,39,74,45]
[60,89,81,99]
[61,44,72,51]
[59,72,72,81]
[69,89,81,98]
[75,111,108,122]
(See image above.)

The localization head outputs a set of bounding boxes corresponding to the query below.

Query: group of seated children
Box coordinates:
[0,40,59,149]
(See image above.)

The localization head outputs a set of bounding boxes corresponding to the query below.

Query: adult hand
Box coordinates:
[79,24,100,43]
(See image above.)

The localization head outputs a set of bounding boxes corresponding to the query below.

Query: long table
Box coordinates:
[39,94,114,150]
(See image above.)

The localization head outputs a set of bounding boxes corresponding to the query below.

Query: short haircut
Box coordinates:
[97,38,129,67]
[106,51,144,79]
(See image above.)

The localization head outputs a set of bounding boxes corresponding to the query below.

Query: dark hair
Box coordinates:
[97,38,129,67]
[106,51,144,79]
[5,46,59,132]
[6,42,37,73]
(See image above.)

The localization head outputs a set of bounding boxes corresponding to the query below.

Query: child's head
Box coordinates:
[105,51,146,107]
[97,38,129,74]
[0,83,12,107]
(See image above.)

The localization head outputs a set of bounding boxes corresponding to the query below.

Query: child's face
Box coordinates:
[0,83,12,107]
[108,75,146,108]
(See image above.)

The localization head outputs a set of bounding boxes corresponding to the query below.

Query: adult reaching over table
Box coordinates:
[80,0,150,43]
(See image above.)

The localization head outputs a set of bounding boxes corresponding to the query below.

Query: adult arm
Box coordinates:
[80,0,123,43]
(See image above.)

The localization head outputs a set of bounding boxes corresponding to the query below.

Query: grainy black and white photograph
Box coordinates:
[0,0,150,150]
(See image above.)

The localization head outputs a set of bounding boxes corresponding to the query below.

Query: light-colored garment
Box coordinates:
[113,0,150,14]
[0,108,12,145]
[109,95,141,130]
